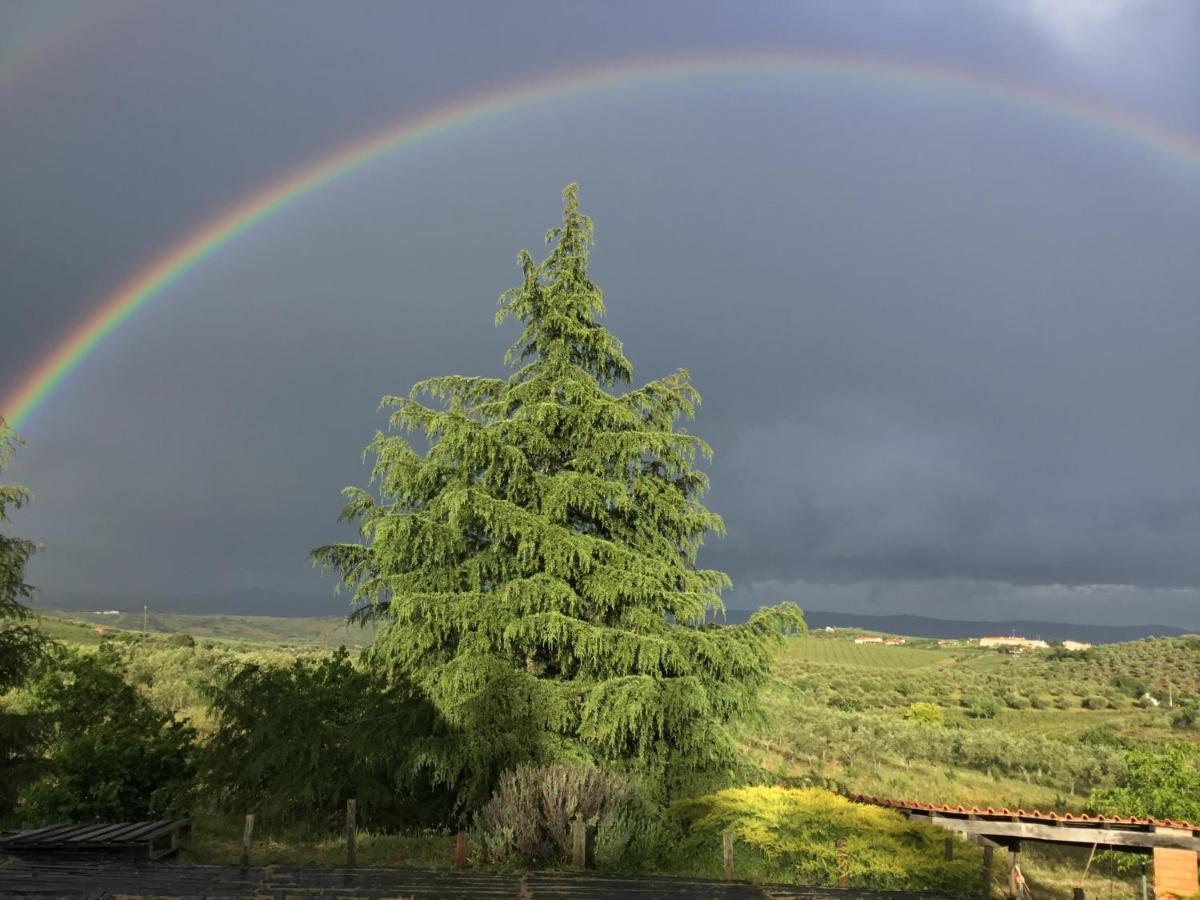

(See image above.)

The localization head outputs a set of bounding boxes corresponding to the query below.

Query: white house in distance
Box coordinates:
[978,636,1050,651]
[853,635,907,645]
[1062,640,1092,652]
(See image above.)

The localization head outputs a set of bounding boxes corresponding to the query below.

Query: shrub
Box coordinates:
[1080,726,1125,749]
[902,703,944,726]
[670,786,979,891]
[1170,701,1199,730]
[1055,696,1073,710]
[1083,696,1110,710]
[17,649,196,823]
[475,764,660,868]
[967,697,1000,719]
[202,647,446,831]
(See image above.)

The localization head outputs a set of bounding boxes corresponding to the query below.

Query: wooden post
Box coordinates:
[836,838,849,888]
[1072,889,1085,900]
[345,799,357,867]
[945,837,954,861]
[571,816,587,869]
[722,832,734,879]
[1008,845,1021,899]
[240,813,254,868]
[455,831,467,869]
[982,845,994,898]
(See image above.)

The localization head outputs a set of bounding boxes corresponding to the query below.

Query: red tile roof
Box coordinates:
[851,794,1199,832]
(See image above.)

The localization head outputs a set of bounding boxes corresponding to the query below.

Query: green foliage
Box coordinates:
[967,696,1000,719]
[313,185,802,806]
[202,648,444,830]
[670,786,980,891]
[1111,674,1148,698]
[902,702,944,726]
[475,764,659,868]
[1088,744,1200,824]
[1079,725,1127,749]
[0,418,48,818]
[1082,695,1111,710]
[1170,700,1199,730]
[18,649,195,823]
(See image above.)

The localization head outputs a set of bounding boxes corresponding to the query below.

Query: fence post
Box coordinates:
[1072,889,1085,900]
[345,799,357,867]
[945,837,954,861]
[1008,845,1021,899]
[571,816,587,869]
[722,832,734,879]
[455,831,467,869]
[240,813,254,868]
[981,845,994,898]
[836,838,849,888]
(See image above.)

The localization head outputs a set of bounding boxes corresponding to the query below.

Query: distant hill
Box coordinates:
[33,587,344,618]
[38,609,375,647]
[730,609,1191,644]
[34,589,1192,646]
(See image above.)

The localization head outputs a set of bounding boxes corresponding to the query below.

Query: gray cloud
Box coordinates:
[3,1,1199,627]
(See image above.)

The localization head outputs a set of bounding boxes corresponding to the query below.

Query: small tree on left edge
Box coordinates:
[0,417,48,815]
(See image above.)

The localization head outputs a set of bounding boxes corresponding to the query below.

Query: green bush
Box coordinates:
[202,647,446,831]
[670,786,979,891]
[967,696,1000,719]
[17,649,196,824]
[475,764,660,868]
[1083,696,1110,710]
[1170,700,1198,730]
[902,703,944,726]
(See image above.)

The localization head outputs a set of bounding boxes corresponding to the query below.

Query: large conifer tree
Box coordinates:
[314,185,802,800]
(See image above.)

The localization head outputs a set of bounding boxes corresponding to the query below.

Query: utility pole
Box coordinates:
[143,604,148,633]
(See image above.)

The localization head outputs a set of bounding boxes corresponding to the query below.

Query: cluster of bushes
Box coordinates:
[761,704,1125,794]
[11,647,196,824]
[785,635,1200,718]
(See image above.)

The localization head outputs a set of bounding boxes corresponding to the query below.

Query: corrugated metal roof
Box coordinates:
[852,795,1199,831]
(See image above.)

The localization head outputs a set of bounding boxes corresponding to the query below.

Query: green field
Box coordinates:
[778,637,956,669]
[36,608,376,647]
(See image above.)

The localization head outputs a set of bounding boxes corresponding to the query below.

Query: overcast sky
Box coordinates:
[3,0,1199,625]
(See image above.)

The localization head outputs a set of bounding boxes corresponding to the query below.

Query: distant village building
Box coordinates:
[854,636,884,644]
[1062,640,1092,652]
[883,638,906,645]
[978,636,1050,651]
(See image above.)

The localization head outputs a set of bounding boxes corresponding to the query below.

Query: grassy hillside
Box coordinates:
[37,608,376,647]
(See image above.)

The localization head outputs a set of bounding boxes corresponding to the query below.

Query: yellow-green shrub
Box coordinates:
[670,786,980,892]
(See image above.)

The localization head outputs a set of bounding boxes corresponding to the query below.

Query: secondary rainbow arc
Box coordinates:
[5,50,1200,431]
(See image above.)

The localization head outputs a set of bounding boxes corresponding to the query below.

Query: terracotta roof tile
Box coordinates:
[850,795,1199,831]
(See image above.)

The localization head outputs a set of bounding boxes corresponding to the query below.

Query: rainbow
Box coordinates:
[5,50,1200,431]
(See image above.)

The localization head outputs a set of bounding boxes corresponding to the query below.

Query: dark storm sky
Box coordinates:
[3,1,1200,625]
